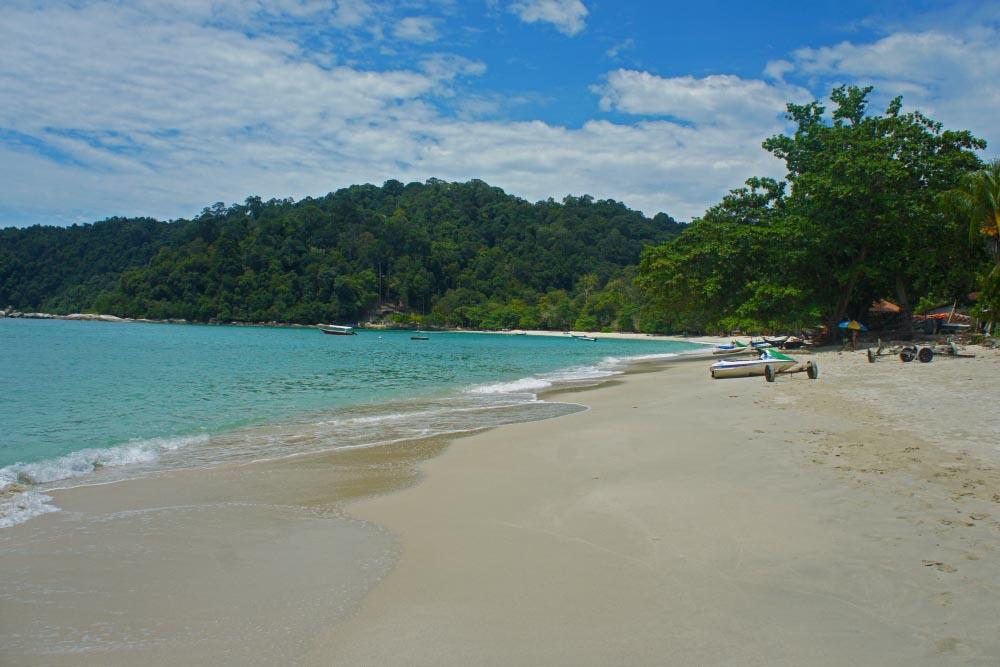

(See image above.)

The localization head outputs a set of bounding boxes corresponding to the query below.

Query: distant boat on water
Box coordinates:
[319,325,357,336]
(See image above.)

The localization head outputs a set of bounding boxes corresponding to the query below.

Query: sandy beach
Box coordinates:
[3,340,1000,665]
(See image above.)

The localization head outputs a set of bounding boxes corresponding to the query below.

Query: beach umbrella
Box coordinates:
[838,319,868,331]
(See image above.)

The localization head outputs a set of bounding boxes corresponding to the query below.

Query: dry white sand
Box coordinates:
[3,341,999,666]
[306,342,1000,666]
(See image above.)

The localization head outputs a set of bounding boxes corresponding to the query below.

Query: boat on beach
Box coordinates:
[320,325,357,336]
[710,349,797,379]
[712,341,749,354]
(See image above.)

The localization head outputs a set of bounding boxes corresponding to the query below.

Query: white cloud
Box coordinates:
[394,16,440,43]
[509,0,588,36]
[769,28,1000,152]
[606,38,635,60]
[594,70,811,128]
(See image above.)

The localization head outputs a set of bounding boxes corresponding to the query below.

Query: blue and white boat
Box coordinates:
[710,349,797,379]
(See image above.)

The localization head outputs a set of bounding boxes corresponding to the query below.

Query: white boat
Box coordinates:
[710,350,797,379]
[712,341,750,354]
[319,324,357,336]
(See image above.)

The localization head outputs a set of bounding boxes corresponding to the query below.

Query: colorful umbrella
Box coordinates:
[838,320,868,331]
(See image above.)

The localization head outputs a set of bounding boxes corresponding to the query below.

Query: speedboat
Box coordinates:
[710,349,797,379]
[320,324,357,335]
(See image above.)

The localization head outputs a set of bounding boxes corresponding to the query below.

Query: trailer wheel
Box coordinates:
[765,365,776,382]
[918,347,934,363]
[899,347,916,362]
[867,348,876,363]
[806,362,819,379]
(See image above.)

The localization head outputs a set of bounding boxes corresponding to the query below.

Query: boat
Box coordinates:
[712,341,749,354]
[320,325,357,336]
[710,349,797,379]
[576,336,597,342]
[411,335,429,340]
[763,335,806,350]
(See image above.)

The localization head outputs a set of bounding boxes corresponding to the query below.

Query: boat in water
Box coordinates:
[319,325,357,336]
[710,349,797,379]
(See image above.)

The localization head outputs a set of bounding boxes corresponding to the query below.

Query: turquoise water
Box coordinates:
[1,318,700,526]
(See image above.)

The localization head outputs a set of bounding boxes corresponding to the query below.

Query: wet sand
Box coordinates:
[3,342,1000,665]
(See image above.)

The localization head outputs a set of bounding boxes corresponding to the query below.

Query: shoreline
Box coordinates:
[1,327,699,529]
[3,345,999,664]
[0,309,711,343]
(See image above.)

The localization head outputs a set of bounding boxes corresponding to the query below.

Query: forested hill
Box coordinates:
[0,179,684,330]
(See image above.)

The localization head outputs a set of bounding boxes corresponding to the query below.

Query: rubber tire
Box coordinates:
[899,347,916,362]
[765,365,776,382]
[806,362,819,379]
[918,347,934,363]
[867,348,876,363]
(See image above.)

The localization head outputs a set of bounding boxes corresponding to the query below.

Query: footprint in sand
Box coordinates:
[935,637,960,653]
[922,560,957,572]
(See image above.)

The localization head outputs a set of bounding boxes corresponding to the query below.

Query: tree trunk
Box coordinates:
[894,275,914,337]
[832,245,871,330]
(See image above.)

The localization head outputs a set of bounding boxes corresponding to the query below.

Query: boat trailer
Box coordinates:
[866,341,974,363]
[764,360,819,382]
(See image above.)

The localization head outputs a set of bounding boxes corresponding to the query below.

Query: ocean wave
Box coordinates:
[0,434,209,528]
[464,356,642,397]
[0,487,59,529]
[466,377,554,395]
[0,434,209,487]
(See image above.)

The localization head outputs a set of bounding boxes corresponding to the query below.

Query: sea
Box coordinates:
[0,318,701,528]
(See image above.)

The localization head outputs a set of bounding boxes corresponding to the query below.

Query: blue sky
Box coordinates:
[1,0,997,228]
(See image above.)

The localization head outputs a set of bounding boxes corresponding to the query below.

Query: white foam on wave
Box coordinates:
[0,488,59,529]
[466,377,553,395]
[466,357,646,398]
[471,349,688,397]
[1,434,209,487]
[0,433,209,529]
[612,351,680,362]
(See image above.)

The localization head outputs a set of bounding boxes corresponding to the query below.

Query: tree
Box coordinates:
[637,86,985,334]
[761,85,984,328]
[941,159,1000,326]
[638,177,797,332]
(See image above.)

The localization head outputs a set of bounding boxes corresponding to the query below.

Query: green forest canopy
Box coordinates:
[0,179,684,332]
[2,86,995,335]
